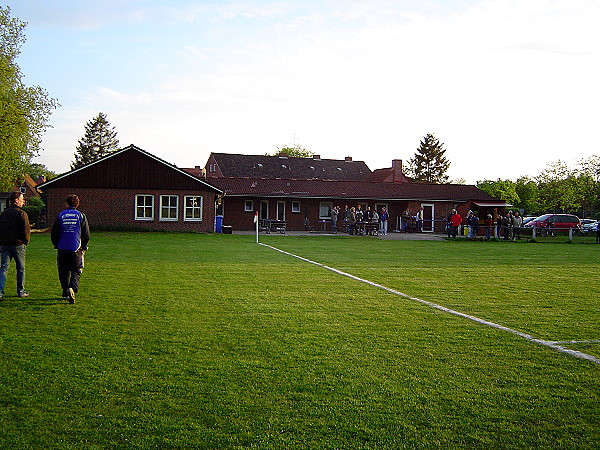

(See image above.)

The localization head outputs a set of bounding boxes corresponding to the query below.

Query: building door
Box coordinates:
[260,200,269,220]
[276,201,285,221]
[422,203,434,232]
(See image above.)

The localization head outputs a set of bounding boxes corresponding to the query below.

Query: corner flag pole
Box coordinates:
[254,211,259,244]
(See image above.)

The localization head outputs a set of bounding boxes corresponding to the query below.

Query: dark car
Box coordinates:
[525,214,581,236]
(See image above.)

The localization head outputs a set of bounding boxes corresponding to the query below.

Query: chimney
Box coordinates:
[392,159,403,183]
[345,156,352,162]
[313,154,321,160]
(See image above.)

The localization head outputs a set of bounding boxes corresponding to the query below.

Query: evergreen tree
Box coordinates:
[407,134,450,183]
[0,6,59,190]
[71,112,119,169]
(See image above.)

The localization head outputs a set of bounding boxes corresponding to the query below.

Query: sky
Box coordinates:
[4,0,600,184]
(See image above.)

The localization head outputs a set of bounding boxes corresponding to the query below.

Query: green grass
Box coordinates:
[0,232,598,448]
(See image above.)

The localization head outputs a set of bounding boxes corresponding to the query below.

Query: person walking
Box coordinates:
[51,194,90,304]
[0,191,31,300]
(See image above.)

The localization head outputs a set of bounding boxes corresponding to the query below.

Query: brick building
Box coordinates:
[189,153,507,233]
[38,145,222,232]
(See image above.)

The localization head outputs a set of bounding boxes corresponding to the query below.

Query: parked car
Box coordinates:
[522,216,537,225]
[580,219,598,235]
[524,214,581,237]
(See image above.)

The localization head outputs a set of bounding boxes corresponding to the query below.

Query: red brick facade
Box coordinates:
[46,187,218,232]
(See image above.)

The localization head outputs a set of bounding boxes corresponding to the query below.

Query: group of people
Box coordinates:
[399,208,425,233]
[0,192,90,304]
[496,211,524,240]
[446,209,482,239]
[446,209,525,240]
[330,205,389,236]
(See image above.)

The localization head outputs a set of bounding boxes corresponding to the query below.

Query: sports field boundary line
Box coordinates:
[260,243,600,365]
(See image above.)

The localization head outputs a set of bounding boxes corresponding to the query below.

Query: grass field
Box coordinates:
[0,232,598,448]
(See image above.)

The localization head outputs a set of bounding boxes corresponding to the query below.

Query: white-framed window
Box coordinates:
[319,201,333,219]
[184,196,203,221]
[244,199,254,212]
[135,194,154,221]
[19,187,27,194]
[291,201,301,213]
[160,195,178,221]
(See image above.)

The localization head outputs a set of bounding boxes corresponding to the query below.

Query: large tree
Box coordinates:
[0,6,59,190]
[534,160,595,212]
[406,133,450,183]
[71,112,120,169]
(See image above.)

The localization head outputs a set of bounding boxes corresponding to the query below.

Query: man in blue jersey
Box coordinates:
[51,194,90,304]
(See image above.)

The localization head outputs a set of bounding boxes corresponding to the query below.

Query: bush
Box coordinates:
[23,196,45,228]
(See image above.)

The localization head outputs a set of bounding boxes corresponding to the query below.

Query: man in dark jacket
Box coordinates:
[0,191,31,300]
[51,194,90,304]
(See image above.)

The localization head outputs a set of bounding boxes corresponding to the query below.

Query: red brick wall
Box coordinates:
[46,188,217,232]
[220,196,460,232]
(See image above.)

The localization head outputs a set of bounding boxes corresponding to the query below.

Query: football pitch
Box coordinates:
[0,232,598,448]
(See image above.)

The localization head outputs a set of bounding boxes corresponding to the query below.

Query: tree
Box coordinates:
[271,140,314,158]
[514,176,541,213]
[406,134,450,183]
[27,162,56,181]
[534,161,594,212]
[71,112,120,169]
[0,6,59,190]
[476,179,520,206]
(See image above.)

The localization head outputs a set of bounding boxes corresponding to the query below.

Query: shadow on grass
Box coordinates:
[0,297,70,307]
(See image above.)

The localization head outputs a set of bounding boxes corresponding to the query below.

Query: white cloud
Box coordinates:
[16,0,600,183]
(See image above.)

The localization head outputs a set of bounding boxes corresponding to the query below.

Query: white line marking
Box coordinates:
[260,243,600,365]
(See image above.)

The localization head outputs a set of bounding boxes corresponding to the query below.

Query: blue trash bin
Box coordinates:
[214,215,223,233]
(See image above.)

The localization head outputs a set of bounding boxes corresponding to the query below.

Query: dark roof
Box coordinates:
[208,153,371,181]
[207,177,500,202]
[38,145,222,193]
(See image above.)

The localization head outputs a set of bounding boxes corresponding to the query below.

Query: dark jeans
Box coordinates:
[57,250,84,295]
[0,245,26,295]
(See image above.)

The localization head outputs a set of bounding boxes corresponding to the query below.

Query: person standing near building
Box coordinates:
[51,194,90,304]
[512,211,523,240]
[379,207,388,236]
[416,207,424,232]
[449,209,462,238]
[0,191,31,300]
[467,211,479,239]
[484,214,494,240]
[330,206,339,233]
